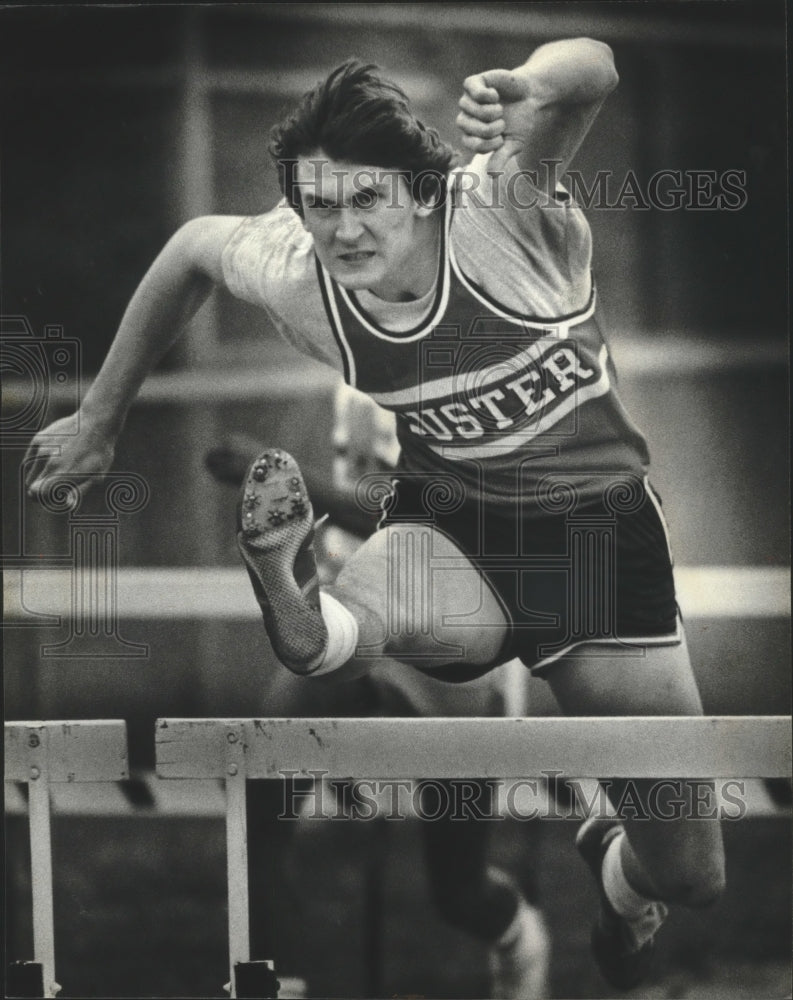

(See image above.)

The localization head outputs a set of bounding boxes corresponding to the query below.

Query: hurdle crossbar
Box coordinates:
[155,716,791,781]
[5,565,790,619]
[5,720,129,999]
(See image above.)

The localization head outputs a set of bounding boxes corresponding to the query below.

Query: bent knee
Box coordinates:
[654,862,726,908]
[687,865,727,907]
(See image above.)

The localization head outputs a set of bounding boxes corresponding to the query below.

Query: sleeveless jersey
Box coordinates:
[315,178,650,511]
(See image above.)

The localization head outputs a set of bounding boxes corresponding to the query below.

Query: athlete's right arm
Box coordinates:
[24,215,245,499]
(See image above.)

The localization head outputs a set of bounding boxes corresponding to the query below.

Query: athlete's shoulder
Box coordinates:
[449,156,593,318]
[218,200,342,368]
[221,199,316,307]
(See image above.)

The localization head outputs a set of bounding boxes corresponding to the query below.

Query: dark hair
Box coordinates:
[269,59,457,214]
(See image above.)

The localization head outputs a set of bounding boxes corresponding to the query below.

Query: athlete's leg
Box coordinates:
[328,521,510,674]
[420,780,553,1000]
[545,633,726,907]
[237,448,509,680]
[541,633,725,989]
[373,670,521,938]
[373,668,550,1000]
[419,781,514,934]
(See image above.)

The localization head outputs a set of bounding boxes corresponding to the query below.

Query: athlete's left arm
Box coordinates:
[456,38,618,184]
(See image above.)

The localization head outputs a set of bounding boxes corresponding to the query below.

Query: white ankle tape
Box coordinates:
[602,832,668,948]
[310,592,359,675]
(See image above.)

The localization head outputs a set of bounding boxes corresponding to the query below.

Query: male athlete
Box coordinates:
[26,39,726,993]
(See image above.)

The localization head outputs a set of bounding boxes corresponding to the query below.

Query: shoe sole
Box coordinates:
[237,449,328,673]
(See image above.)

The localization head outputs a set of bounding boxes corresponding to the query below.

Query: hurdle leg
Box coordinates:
[27,733,60,998]
[226,758,250,979]
[7,721,128,998]
[223,726,280,999]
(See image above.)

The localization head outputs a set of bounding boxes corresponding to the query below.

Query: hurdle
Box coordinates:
[155,714,791,997]
[5,720,129,999]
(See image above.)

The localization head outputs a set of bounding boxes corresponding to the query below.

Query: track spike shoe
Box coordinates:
[237,449,328,674]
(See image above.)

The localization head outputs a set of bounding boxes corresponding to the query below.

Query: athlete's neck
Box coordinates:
[366,213,441,303]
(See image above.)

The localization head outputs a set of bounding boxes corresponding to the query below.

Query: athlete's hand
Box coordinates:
[456,67,534,174]
[24,410,116,504]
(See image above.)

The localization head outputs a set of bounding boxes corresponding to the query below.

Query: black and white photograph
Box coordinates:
[2,3,790,999]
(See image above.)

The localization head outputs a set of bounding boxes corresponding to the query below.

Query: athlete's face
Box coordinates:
[296,155,438,302]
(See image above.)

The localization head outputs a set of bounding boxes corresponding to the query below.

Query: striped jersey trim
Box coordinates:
[368,328,608,410]
[426,343,611,460]
[315,257,357,386]
[338,204,451,343]
[449,239,597,335]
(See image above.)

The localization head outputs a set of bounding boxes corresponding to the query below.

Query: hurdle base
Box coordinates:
[233,960,280,998]
[6,962,45,998]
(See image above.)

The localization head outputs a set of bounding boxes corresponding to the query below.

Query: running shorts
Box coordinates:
[379,472,682,680]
